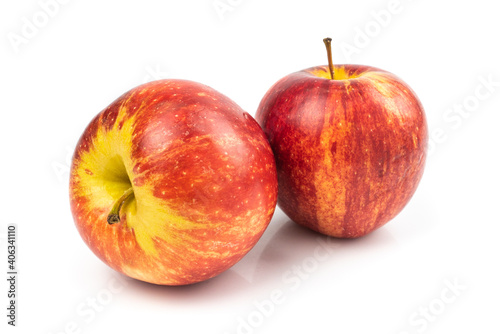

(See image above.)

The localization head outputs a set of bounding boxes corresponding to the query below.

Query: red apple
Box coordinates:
[69,79,278,285]
[256,38,427,238]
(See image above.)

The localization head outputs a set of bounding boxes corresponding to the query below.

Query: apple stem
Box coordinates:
[323,37,335,80]
[107,187,134,225]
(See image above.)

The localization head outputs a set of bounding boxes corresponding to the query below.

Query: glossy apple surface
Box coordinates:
[70,79,278,285]
[256,64,427,238]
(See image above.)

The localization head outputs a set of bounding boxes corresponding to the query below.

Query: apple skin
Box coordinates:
[256,65,427,238]
[69,79,278,285]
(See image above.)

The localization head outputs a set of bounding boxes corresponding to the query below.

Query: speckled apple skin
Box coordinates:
[256,65,427,238]
[70,79,278,285]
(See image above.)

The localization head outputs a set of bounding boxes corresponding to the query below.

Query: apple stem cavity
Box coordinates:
[323,37,335,80]
[107,187,134,225]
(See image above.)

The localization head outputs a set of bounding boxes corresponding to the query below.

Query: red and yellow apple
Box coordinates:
[256,38,427,238]
[69,79,278,285]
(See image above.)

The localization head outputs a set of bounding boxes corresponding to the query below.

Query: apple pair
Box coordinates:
[69,38,427,285]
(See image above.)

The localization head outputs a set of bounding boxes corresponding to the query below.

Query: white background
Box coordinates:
[1,0,499,333]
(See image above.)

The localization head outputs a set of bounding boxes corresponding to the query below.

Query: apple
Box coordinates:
[69,79,278,285]
[256,38,427,238]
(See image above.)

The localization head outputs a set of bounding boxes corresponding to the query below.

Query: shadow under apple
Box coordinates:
[113,213,403,304]
[248,218,401,287]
